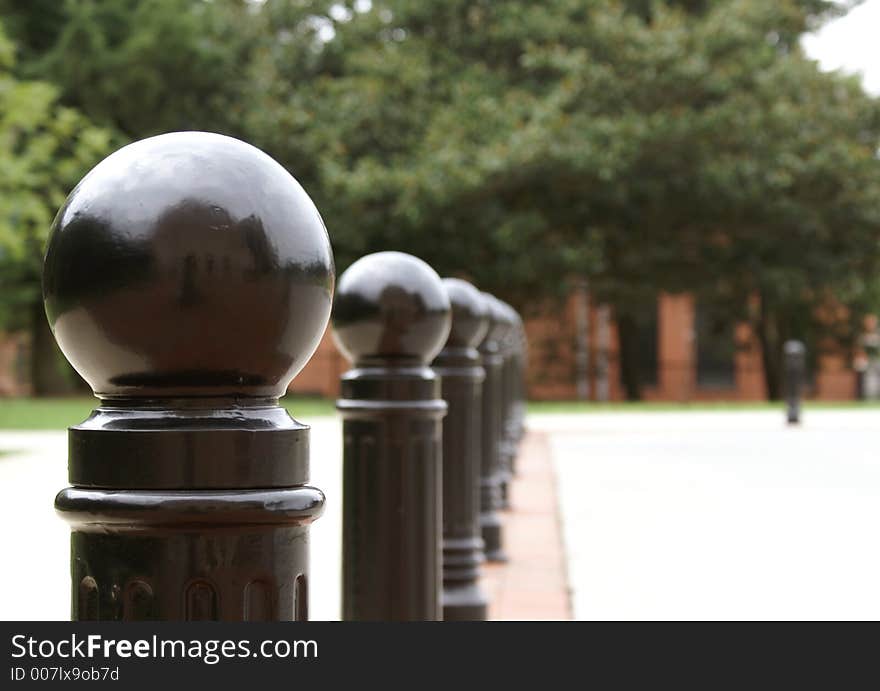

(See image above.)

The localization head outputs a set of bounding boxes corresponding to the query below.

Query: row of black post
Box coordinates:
[42,133,526,621]
[334,252,526,621]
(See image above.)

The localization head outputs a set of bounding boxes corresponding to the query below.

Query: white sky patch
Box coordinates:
[802,0,880,95]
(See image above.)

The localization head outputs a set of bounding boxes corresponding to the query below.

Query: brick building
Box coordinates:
[289,290,857,402]
[0,332,29,396]
[2,291,858,401]
[523,291,855,402]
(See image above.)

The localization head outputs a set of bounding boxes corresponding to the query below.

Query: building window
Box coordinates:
[695,303,735,389]
[617,299,658,390]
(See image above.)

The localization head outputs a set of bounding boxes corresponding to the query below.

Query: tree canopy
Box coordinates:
[1,0,879,397]
[0,21,113,392]
[237,0,880,396]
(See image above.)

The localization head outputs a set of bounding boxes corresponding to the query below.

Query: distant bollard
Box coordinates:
[514,314,528,442]
[43,132,334,621]
[333,251,451,621]
[784,340,806,425]
[478,294,508,562]
[499,306,528,504]
[495,301,522,509]
[433,279,490,621]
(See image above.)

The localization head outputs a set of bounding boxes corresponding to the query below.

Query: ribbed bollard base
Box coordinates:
[499,470,513,510]
[443,583,489,621]
[442,535,487,621]
[480,514,508,563]
[56,486,324,621]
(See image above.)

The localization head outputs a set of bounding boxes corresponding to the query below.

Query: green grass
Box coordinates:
[0,397,96,430]
[0,396,336,430]
[2,396,879,430]
[526,400,880,414]
[282,396,336,418]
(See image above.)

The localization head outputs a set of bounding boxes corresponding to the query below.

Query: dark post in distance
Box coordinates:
[513,311,528,443]
[433,278,489,621]
[784,339,806,425]
[333,251,451,621]
[497,301,522,506]
[42,132,335,621]
[478,294,508,562]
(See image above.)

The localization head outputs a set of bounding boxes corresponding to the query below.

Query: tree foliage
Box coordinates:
[0,21,113,391]
[2,0,879,398]
[0,0,258,139]
[239,0,880,396]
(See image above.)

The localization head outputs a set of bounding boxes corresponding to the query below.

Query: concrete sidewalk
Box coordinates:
[0,421,345,621]
[540,409,880,620]
[7,408,877,621]
[0,418,568,621]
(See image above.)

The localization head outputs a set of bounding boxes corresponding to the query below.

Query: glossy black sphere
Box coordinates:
[497,301,520,345]
[510,304,523,328]
[480,293,509,346]
[42,132,335,399]
[442,278,489,349]
[332,252,451,365]
[784,340,806,357]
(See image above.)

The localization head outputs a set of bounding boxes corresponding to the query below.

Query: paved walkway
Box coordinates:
[483,430,570,620]
[0,422,345,621]
[538,409,880,620]
[0,418,564,621]
[4,408,880,620]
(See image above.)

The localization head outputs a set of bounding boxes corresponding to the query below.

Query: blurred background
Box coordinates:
[2,0,880,413]
[4,0,880,621]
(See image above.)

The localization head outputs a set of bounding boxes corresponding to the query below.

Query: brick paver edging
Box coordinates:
[481,430,572,620]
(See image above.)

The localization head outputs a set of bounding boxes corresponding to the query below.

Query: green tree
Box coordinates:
[0,23,113,393]
[4,0,879,401]
[243,0,880,399]
[0,0,257,393]
[1,0,258,140]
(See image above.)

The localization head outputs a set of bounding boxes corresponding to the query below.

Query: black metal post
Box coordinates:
[784,339,806,425]
[496,302,517,509]
[433,278,489,621]
[502,302,525,489]
[479,294,508,562]
[42,132,335,621]
[333,251,451,621]
[514,312,528,442]
[505,308,526,475]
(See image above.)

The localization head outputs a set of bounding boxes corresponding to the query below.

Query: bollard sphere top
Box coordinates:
[42,132,335,399]
[498,301,522,348]
[477,293,505,347]
[332,251,451,365]
[498,300,518,325]
[784,340,806,356]
[442,278,489,349]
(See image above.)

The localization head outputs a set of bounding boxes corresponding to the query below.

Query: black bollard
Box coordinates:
[501,302,524,482]
[784,340,806,425]
[433,278,489,621]
[42,132,334,621]
[479,294,508,562]
[333,251,451,621]
[514,312,528,442]
[496,301,518,510]
[504,308,527,479]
